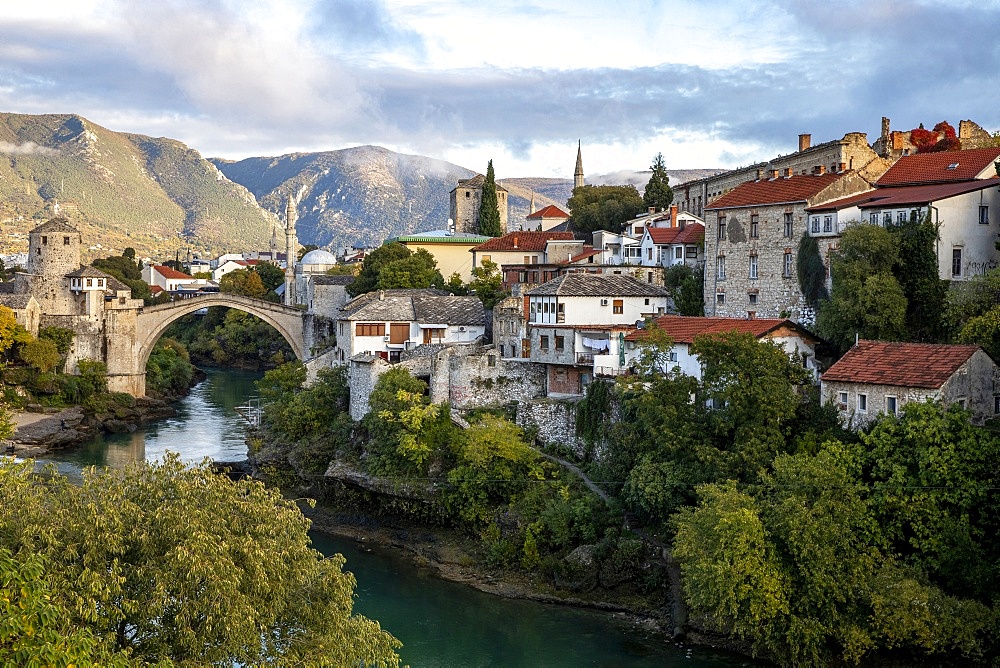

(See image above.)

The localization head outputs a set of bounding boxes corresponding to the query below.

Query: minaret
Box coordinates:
[270,219,278,260]
[284,196,298,306]
[574,140,584,190]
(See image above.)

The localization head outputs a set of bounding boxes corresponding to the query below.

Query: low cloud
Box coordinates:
[0,141,58,155]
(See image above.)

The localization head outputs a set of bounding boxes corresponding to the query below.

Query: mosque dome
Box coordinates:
[300,249,338,265]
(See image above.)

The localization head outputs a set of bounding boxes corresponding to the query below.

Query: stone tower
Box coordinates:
[284,196,298,306]
[24,218,82,316]
[574,140,584,190]
[449,174,508,236]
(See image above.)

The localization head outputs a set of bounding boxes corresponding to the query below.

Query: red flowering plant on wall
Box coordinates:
[912,121,961,153]
[911,126,939,152]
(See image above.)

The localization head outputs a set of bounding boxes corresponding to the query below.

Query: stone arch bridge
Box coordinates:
[106,294,318,397]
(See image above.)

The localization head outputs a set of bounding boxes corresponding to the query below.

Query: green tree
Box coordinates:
[642,153,673,211]
[816,224,907,350]
[297,244,319,261]
[253,260,286,294]
[18,338,61,373]
[663,264,703,316]
[144,338,195,397]
[796,231,829,308]
[566,185,645,235]
[219,268,267,298]
[468,259,507,309]
[893,213,947,342]
[947,266,1000,358]
[478,160,503,237]
[0,456,401,666]
[348,243,444,297]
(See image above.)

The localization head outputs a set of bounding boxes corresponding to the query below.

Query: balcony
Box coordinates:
[576,352,595,365]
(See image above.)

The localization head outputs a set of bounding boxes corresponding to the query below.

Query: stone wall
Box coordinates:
[445,350,545,409]
[514,399,585,456]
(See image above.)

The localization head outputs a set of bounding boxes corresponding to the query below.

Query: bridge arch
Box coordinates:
[116,294,310,396]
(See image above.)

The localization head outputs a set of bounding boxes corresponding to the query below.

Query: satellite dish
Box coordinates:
[635,320,646,330]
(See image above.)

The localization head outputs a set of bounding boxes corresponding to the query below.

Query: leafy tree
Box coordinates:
[39,326,74,357]
[893,213,947,342]
[145,338,195,397]
[692,332,810,477]
[566,185,645,235]
[816,224,907,350]
[253,260,286,294]
[796,231,829,308]
[444,272,469,295]
[478,160,503,237]
[663,264,703,316]
[348,243,443,297]
[327,264,358,276]
[219,268,267,298]
[642,153,673,211]
[0,456,401,666]
[468,259,508,309]
[0,306,22,356]
[947,267,1000,358]
[258,360,308,404]
[19,338,61,373]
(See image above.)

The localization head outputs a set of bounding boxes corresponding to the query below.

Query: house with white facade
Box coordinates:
[142,264,200,292]
[525,274,670,395]
[806,146,1000,282]
[332,289,486,364]
[637,223,705,269]
[820,340,1000,427]
[525,205,571,232]
[592,230,642,266]
[619,315,821,380]
[212,259,260,282]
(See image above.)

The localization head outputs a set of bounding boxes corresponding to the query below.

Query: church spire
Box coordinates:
[574,140,584,190]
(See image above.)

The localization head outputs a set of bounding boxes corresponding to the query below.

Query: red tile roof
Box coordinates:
[875,147,1000,187]
[153,265,193,279]
[821,340,983,389]
[472,231,575,252]
[807,179,998,212]
[561,248,602,264]
[706,173,844,210]
[647,224,705,245]
[625,315,817,343]
[527,205,570,219]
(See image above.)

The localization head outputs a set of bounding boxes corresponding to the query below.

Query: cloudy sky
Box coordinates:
[1,0,997,179]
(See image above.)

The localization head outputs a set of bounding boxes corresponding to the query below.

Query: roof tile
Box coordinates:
[821,340,983,389]
[875,147,1000,187]
[625,315,817,342]
[526,273,670,297]
[706,173,844,210]
[473,231,575,252]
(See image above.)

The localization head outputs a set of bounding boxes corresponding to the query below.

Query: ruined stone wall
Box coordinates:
[514,399,585,456]
[446,352,545,409]
[347,357,390,421]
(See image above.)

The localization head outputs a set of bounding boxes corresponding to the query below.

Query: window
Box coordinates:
[838,391,848,406]
[897,211,906,224]
[811,216,820,233]
[750,214,759,238]
[952,248,963,278]
[717,215,727,240]
[555,335,564,351]
[686,246,697,259]
[995,395,1000,414]
[612,299,623,314]
[858,393,868,412]
[716,255,726,280]
[883,212,892,226]
[63,236,70,245]
[647,271,653,283]
[980,205,989,225]
[957,398,967,410]
[674,247,683,260]
[41,236,47,245]
[716,293,726,305]
[465,191,470,198]
[887,396,897,416]
[482,254,491,263]
[356,323,385,337]
[748,293,758,305]
[823,215,833,233]
[647,247,653,260]
[870,212,879,225]
[644,298,650,305]
[784,212,793,237]
[540,335,549,351]
[748,255,758,280]
[669,351,678,363]
[488,355,496,367]
[783,251,793,278]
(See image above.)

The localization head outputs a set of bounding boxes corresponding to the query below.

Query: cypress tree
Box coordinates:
[642,153,674,211]
[478,160,502,237]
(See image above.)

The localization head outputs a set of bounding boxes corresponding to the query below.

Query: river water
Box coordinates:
[44,368,750,667]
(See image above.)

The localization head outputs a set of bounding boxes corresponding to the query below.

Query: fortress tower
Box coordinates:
[24,218,83,316]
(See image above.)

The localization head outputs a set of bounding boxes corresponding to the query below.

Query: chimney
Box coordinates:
[648,206,655,215]
[798,134,811,151]
[756,168,764,180]
[881,116,890,141]
[670,204,678,228]
[513,235,519,249]
[816,165,825,175]
[839,162,847,173]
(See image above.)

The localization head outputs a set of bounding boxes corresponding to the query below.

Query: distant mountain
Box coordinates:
[0,113,272,260]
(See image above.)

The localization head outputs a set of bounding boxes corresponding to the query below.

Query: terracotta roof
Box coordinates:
[875,147,1000,187]
[646,224,705,245]
[527,205,570,219]
[561,248,602,264]
[807,179,998,212]
[152,265,194,280]
[706,173,844,210]
[526,273,670,297]
[472,231,575,252]
[625,315,817,343]
[821,340,983,389]
[150,285,164,294]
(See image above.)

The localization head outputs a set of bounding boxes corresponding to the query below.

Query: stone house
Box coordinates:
[332,289,486,364]
[620,315,821,380]
[0,293,41,337]
[675,129,890,219]
[820,340,1000,427]
[450,173,509,236]
[703,169,874,321]
[525,204,570,232]
[805,146,1000,282]
[525,274,670,396]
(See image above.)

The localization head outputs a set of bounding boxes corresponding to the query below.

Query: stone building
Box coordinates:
[449,174,509,236]
[821,340,1000,427]
[703,170,873,321]
[675,130,889,219]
